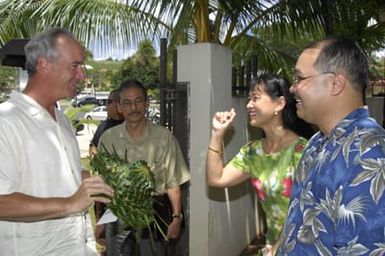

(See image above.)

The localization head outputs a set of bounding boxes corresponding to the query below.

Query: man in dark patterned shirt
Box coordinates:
[89,89,123,157]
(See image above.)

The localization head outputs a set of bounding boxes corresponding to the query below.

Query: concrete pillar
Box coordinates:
[178,43,255,256]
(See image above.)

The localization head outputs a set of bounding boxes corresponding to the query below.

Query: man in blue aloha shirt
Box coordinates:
[277,37,385,255]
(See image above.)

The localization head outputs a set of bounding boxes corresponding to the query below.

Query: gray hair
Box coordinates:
[24,27,75,76]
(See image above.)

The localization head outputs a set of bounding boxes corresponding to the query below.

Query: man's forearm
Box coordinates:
[167,186,182,216]
[0,192,74,222]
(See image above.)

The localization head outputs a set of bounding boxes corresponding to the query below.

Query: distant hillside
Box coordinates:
[84,59,124,90]
[86,59,124,72]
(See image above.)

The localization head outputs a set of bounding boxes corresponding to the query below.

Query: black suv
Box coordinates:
[72,96,99,107]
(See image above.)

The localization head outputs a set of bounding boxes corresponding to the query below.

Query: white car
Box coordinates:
[84,106,107,121]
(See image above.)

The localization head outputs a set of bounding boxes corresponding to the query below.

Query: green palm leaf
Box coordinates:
[90,151,159,231]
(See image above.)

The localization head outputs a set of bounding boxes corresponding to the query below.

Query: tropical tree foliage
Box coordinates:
[0,0,384,78]
[113,39,159,87]
[0,65,17,94]
[75,59,123,93]
[232,0,385,76]
[112,39,161,99]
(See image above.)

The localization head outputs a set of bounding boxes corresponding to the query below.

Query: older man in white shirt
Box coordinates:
[0,28,113,256]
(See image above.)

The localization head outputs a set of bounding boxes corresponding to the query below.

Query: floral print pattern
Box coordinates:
[229,137,307,244]
[251,177,267,200]
[282,177,293,198]
[278,107,385,255]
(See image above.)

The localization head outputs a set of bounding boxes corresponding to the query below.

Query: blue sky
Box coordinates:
[90,37,162,60]
[91,44,136,60]
[89,36,137,60]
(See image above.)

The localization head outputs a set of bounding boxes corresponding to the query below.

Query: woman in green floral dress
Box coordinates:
[206,73,314,255]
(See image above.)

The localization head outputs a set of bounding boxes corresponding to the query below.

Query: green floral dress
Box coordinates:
[229,137,307,245]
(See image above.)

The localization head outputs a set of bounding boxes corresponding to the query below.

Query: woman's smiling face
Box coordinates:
[246,85,280,128]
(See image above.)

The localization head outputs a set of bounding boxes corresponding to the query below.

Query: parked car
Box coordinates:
[72,96,99,107]
[84,106,107,120]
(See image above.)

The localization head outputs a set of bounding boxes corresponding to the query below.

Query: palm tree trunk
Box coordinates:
[193,0,210,42]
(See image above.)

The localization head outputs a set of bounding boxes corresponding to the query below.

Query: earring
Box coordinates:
[274,111,278,116]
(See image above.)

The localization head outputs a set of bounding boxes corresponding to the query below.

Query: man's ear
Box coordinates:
[36,57,51,75]
[331,74,346,96]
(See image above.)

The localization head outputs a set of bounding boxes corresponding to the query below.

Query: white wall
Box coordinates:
[178,43,257,256]
[18,68,28,91]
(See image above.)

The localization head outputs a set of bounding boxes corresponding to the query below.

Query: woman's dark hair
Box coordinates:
[251,73,315,139]
[118,79,148,100]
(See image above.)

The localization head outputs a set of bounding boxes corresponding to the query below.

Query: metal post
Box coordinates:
[380,56,385,128]
[246,60,251,93]
[251,55,258,78]
[238,63,245,96]
[231,66,237,96]
[160,38,167,126]
[173,49,178,86]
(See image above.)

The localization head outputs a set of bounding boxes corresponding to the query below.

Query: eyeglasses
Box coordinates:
[121,98,146,107]
[106,99,118,104]
[292,72,334,85]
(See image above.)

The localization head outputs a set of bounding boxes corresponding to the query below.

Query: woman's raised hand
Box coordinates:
[212,108,236,134]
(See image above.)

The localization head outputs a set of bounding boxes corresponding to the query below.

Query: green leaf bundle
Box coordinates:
[90,152,156,229]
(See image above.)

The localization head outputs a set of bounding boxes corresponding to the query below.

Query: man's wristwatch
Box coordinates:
[172,213,183,219]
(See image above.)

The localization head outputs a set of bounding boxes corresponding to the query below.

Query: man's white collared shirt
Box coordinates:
[0,91,97,255]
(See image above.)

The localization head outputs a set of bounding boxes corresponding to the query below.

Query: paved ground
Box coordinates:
[76,124,97,158]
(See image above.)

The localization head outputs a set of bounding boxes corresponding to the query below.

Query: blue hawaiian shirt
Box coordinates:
[278,107,385,256]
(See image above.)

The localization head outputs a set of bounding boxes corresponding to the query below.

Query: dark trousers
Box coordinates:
[105,195,183,256]
[105,221,178,256]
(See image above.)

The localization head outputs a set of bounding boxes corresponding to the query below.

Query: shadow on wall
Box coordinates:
[208,181,252,202]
